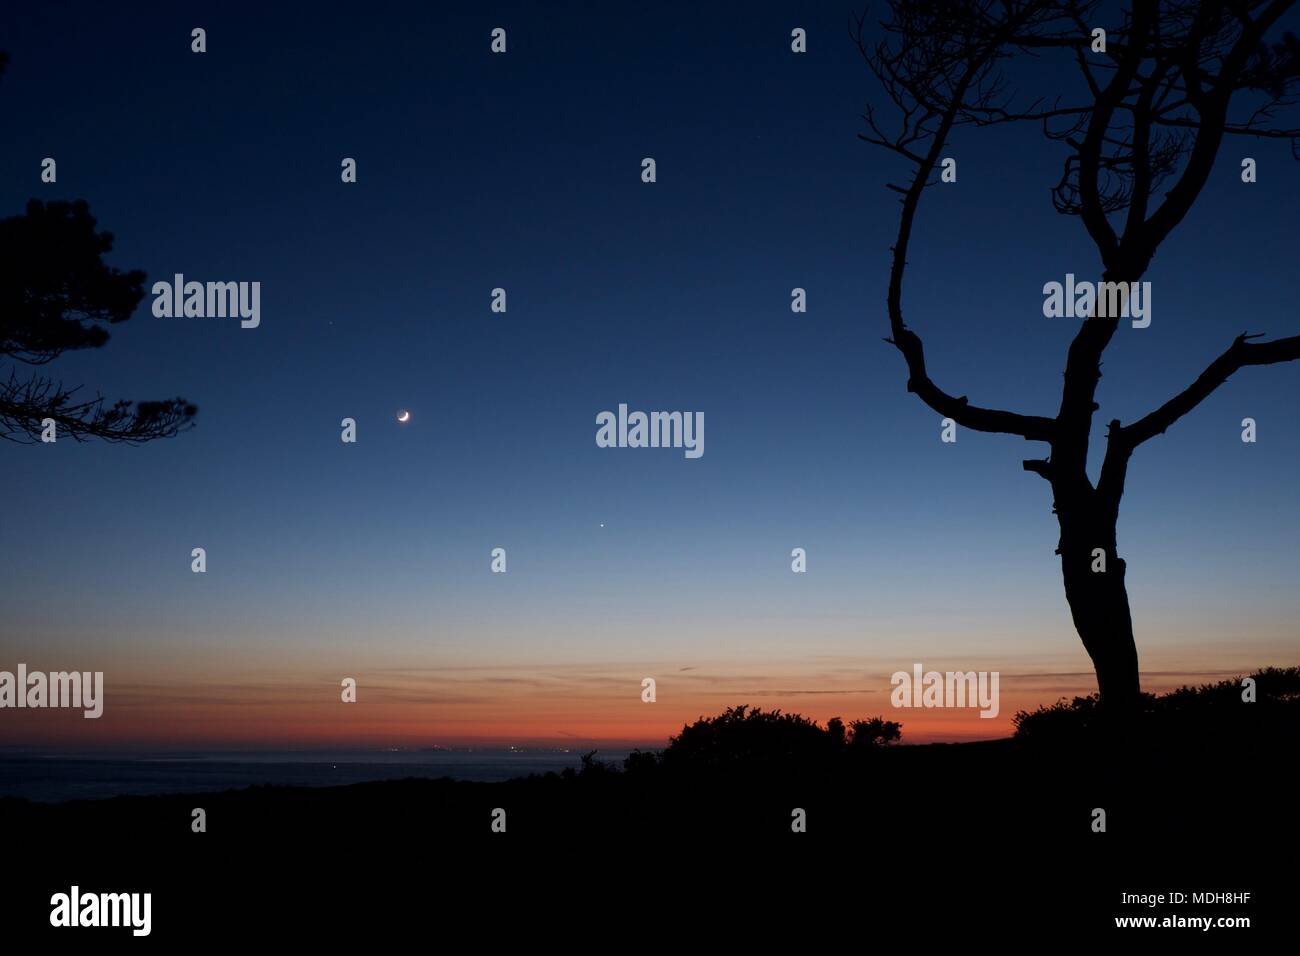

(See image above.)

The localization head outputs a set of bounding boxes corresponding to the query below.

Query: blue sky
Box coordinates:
[1,1,1298,746]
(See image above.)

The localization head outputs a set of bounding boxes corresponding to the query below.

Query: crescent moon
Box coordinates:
[398,411,411,423]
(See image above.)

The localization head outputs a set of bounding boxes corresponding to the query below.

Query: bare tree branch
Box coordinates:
[1123,331,1300,447]
[0,368,196,444]
[862,1,1062,442]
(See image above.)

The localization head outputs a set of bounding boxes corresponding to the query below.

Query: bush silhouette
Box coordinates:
[847,716,902,749]
[658,705,901,775]
[1012,666,1300,745]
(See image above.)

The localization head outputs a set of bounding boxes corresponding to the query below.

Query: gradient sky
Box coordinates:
[2,1,1298,749]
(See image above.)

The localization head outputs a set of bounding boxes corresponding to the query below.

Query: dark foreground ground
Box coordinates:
[2,727,1293,942]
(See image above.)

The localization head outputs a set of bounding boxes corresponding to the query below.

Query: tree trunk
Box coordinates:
[1055,494,1142,710]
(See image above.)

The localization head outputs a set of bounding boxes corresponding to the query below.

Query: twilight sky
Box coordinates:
[2,1,1298,749]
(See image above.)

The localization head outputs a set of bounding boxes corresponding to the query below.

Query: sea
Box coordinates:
[0,749,640,803]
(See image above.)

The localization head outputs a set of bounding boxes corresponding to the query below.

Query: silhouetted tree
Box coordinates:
[577,750,619,776]
[848,716,903,747]
[826,715,847,744]
[662,705,902,772]
[857,2,1300,710]
[622,749,662,775]
[0,200,197,442]
[0,53,195,444]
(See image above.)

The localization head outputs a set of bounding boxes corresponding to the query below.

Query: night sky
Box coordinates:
[2,1,1298,748]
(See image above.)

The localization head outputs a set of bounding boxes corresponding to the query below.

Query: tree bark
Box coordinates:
[1054,490,1141,710]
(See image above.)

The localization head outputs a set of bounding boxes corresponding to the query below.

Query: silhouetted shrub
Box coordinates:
[622,750,660,775]
[659,705,901,775]
[577,751,619,777]
[1013,666,1300,744]
[848,716,902,748]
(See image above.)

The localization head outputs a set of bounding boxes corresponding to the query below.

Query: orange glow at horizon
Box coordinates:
[2,655,1284,750]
